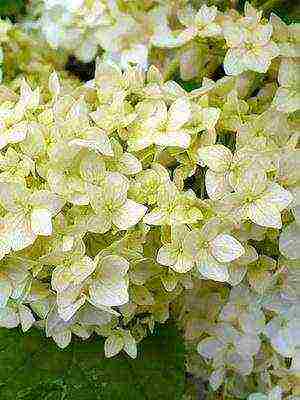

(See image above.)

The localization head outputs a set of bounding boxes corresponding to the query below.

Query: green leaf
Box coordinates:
[0,324,184,400]
[0,0,26,20]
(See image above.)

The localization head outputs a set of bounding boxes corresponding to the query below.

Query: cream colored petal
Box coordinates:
[123,332,137,359]
[155,130,191,149]
[261,183,293,212]
[143,208,168,225]
[18,304,35,332]
[167,98,191,131]
[118,153,142,175]
[197,144,232,172]
[210,234,245,263]
[98,255,130,279]
[52,330,72,349]
[51,265,73,293]
[58,294,87,322]
[7,213,36,251]
[197,250,229,282]
[157,244,178,267]
[243,49,272,74]
[113,199,147,230]
[0,277,12,308]
[223,48,247,76]
[70,256,96,285]
[104,334,124,358]
[30,208,52,236]
[245,200,283,228]
[89,279,129,307]
[223,23,245,47]
[172,254,194,273]
[205,170,230,200]
[279,222,300,260]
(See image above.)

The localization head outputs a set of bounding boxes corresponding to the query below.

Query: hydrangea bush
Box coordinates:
[0,1,299,398]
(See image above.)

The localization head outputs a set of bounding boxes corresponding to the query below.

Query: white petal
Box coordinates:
[223,48,246,76]
[154,130,191,148]
[167,98,191,131]
[261,183,293,212]
[157,245,178,267]
[197,337,224,359]
[7,213,36,251]
[53,330,72,349]
[69,137,113,157]
[30,208,53,236]
[279,222,300,260]
[113,199,147,230]
[6,122,28,145]
[98,255,130,279]
[58,294,87,322]
[51,265,73,293]
[197,145,232,172]
[197,250,229,282]
[123,333,137,359]
[172,254,194,273]
[118,153,142,175]
[210,234,245,263]
[0,306,19,328]
[70,256,96,285]
[0,277,12,308]
[243,49,272,74]
[143,208,168,225]
[87,212,112,234]
[245,201,283,229]
[18,304,35,332]
[205,170,230,200]
[89,279,129,307]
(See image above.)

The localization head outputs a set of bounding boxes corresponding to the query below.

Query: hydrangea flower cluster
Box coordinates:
[26,0,178,67]
[0,1,299,398]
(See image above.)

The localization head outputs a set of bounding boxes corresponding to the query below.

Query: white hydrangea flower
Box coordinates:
[0,183,65,254]
[157,225,194,273]
[152,4,221,48]
[231,169,293,229]
[89,172,147,233]
[223,2,279,75]
[127,98,192,151]
[143,181,203,226]
[184,219,245,282]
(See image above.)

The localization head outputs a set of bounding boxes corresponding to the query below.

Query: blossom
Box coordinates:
[143,181,203,226]
[127,98,192,151]
[0,182,64,254]
[223,3,279,75]
[151,4,221,48]
[231,169,293,229]
[89,172,147,233]
[184,218,245,282]
[197,144,255,200]
[157,225,194,273]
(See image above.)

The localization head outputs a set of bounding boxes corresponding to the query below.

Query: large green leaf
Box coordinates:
[0,324,184,400]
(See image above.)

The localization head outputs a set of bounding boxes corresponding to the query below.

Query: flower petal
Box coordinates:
[245,201,283,228]
[197,144,232,172]
[210,234,245,263]
[113,199,147,230]
[30,208,53,236]
[196,250,229,282]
